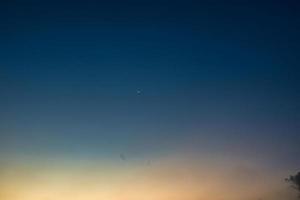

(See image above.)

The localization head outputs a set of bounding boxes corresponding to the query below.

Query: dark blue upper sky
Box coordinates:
[0,0,299,168]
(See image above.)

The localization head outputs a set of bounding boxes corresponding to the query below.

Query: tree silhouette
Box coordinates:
[286,171,300,198]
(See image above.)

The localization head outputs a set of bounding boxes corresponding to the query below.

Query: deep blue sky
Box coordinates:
[0,1,299,169]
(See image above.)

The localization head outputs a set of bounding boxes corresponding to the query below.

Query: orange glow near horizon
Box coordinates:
[0,154,295,200]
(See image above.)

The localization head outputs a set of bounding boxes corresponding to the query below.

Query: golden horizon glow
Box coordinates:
[0,154,295,200]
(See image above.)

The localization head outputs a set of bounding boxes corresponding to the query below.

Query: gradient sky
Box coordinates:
[0,1,300,200]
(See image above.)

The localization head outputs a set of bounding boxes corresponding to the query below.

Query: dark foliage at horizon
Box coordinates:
[286,171,300,198]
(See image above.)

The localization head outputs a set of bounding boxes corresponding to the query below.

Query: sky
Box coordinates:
[0,1,300,200]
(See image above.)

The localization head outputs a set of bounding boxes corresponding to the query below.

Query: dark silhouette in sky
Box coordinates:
[120,154,126,161]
